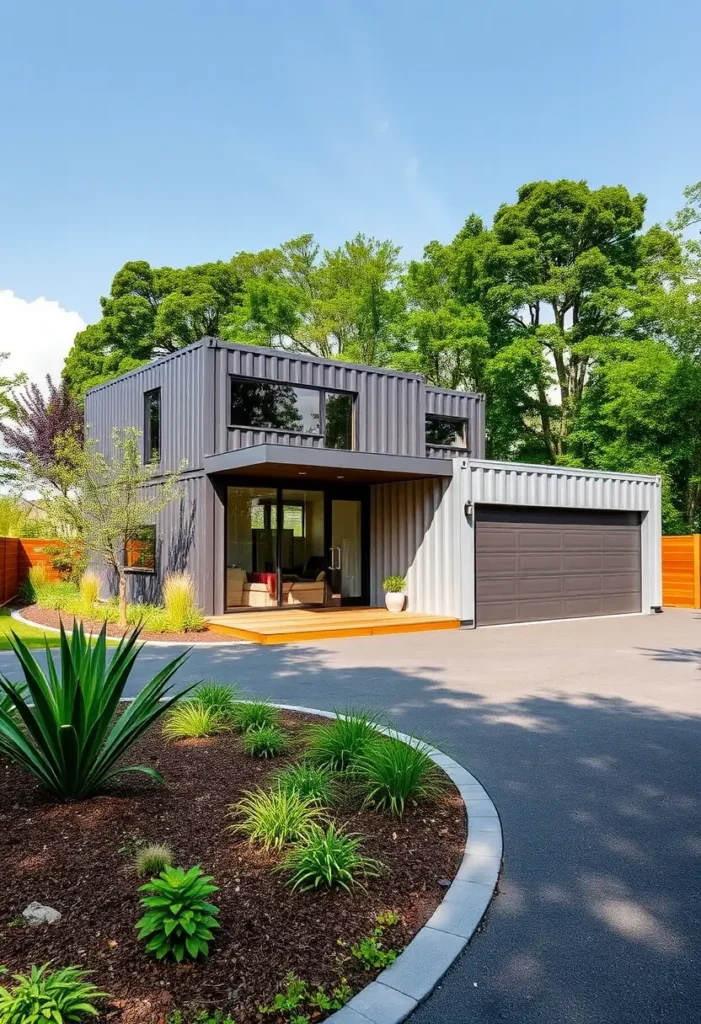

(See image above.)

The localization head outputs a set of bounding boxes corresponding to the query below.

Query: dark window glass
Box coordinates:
[324,392,354,450]
[230,379,321,433]
[426,416,467,448]
[124,525,156,571]
[144,389,161,463]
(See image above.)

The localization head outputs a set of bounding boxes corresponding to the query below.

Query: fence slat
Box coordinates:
[662,535,701,608]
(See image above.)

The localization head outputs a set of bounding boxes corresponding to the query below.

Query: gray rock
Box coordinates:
[23,902,62,925]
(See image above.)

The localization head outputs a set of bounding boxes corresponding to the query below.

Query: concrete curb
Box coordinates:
[9,608,251,648]
[275,704,503,1024]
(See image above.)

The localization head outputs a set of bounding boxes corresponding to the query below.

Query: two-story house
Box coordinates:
[85,337,662,628]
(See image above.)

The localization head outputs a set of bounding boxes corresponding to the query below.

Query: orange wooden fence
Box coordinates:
[0,537,66,606]
[662,535,701,608]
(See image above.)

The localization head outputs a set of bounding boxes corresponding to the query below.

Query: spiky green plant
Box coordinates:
[0,963,107,1023]
[136,864,220,962]
[135,842,173,877]
[354,733,446,816]
[194,681,240,721]
[79,571,100,609]
[0,621,192,799]
[162,572,204,631]
[272,761,336,806]
[305,709,381,771]
[278,823,384,892]
[228,787,321,850]
[162,701,221,740]
[231,699,280,733]
[243,725,286,758]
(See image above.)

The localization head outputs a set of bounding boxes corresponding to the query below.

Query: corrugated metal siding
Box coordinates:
[457,459,663,620]
[426,444,470,460]
[217,342,425,457]
[85,344,207,474]
[425,387,485,458]
[370,478,461,617]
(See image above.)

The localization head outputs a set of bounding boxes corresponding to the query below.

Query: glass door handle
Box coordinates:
[328,547,335,570]
[335,546,341,570]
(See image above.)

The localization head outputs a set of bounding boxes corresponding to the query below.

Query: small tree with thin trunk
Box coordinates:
[46,428,184,628]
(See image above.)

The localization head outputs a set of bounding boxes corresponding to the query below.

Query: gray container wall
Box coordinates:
[85,344,207,474]
[425,387,485,458]
[458,459,663,620]
[212,341,426,457]
[370,478,462,617]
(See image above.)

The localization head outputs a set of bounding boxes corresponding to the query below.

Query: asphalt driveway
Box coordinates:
[4,609,700,1024]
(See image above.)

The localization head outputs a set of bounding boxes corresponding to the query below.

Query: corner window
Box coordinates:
[229,377,355,450]
[144,389,161,464]
[124,526,156,572]
[425,415,468,449]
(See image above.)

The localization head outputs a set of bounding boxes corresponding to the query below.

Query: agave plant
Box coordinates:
[0,621,193,799]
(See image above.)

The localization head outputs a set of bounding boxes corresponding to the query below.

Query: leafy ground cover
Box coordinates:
[0,709,465,1024]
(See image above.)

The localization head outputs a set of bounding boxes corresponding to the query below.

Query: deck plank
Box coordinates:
[206,607,461,644]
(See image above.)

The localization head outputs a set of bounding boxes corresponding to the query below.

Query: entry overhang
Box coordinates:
[204,444,454,484]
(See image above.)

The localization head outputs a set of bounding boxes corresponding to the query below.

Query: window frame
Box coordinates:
[123,525,157,574]
[143,388,162,465]
[425,414,469,450]
[228,375,356,450]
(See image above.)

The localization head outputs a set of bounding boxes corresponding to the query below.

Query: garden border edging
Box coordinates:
[10,608,251,647]
[275,704,502,1024]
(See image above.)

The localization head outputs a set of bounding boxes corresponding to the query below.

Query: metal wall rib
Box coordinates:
[370,477,460,617]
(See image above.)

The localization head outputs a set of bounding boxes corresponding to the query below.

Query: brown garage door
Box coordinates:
[475,505,642,626]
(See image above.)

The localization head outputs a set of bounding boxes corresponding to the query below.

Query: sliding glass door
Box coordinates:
[225,484,367,611]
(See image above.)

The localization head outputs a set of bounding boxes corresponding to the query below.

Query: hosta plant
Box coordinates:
[355,733,446,816]
[136,864,220,962]
[0,621,192,799]
[0,962,107,1023]
[278,823,384,892]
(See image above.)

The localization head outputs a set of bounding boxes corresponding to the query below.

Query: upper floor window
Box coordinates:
[230,377,355,449]
[425,415,468,449]
[144,388,161,464]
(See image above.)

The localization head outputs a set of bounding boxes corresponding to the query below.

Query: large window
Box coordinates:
[230,377,355,449]
[425,415,468,449]
[144,388,161,464]
[124,525,156,572]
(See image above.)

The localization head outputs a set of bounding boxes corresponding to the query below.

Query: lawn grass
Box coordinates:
[0,606,61,649]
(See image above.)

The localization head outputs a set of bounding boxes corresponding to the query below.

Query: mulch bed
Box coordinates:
[0,711,466,1024]
[21,604,237,643]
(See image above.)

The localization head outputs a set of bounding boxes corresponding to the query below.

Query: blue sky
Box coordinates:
[1,0,700,382]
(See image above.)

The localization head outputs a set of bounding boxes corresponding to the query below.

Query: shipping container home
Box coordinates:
[85,337,662,628]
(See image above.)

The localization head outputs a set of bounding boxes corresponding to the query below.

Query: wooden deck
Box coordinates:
[206,607,461,644]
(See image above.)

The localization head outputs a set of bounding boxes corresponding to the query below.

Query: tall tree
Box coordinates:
[63,260,245,396]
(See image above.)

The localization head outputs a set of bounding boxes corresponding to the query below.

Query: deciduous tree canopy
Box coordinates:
[60,179,701,533]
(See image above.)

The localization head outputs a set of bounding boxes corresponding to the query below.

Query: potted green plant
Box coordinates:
[382,575,406,613]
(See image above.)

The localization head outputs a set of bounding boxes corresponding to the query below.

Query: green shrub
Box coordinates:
[355,733,445,816]
[272,762,336,806]
[194,681,240,721]
[163,701,222,740]
[382,575,406,593]
[259,973,352,1019]
[31,579,79,611]
[232,699,280,733]
[0,621,192,799]
[278,823,383,892]
[349,911,402,971]
[243,725,286,758]
[0,963,107,1023]
[135,842,173,877]
[79,571,100,610]
[229,788,321,850]
[162,573,205,631]
[168,1013,236,1024]
[306,709,381,771]
[136,864,220,962]
[20,564,48,604]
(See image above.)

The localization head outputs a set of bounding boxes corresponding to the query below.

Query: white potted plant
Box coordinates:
[382,575,406,613]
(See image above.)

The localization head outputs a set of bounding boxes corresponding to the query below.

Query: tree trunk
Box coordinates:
[118,570,128,630]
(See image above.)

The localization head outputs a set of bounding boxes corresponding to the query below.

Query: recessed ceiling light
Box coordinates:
[298,471,307,475]
[337,475,344,479]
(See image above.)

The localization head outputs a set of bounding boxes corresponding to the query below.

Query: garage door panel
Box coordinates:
[475,505,642,626]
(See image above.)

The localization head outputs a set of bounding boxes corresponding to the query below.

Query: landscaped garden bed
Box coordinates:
[20,603,236,643]
[0,628,466,1024]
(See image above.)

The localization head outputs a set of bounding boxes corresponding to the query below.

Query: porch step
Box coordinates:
[205,607,461,645]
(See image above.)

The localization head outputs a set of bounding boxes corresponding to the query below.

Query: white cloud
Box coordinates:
[0,290,85,390]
